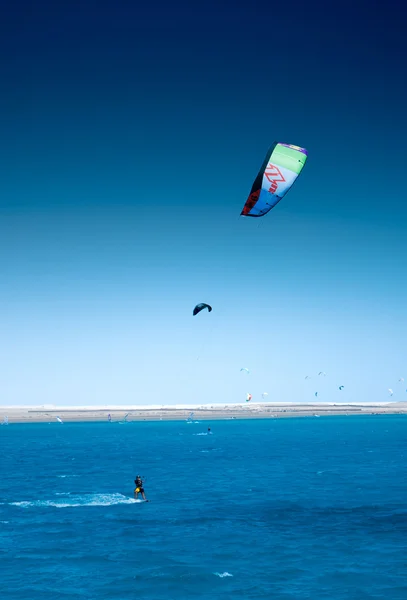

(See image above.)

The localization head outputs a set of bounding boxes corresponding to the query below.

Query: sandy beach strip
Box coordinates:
[1,402,406,424]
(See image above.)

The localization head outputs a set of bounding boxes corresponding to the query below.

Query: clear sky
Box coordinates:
[1,0,406,406]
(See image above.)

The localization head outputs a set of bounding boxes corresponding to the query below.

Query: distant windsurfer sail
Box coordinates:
[241,143,307,217]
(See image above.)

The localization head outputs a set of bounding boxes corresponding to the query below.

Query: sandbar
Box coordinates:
[1,402,406,424]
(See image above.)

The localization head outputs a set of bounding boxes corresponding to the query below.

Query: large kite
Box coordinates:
[241,143,308,217]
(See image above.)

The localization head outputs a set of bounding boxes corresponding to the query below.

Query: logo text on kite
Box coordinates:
[264,163,285,194]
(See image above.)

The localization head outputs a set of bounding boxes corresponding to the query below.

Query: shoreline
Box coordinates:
[1,402,406,424]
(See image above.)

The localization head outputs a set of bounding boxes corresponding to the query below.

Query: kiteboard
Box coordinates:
[133,499,149,503]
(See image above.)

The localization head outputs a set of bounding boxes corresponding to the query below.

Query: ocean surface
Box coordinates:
[1,415,407,599]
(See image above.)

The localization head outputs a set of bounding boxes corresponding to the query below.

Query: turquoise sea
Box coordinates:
[1,416,407,599]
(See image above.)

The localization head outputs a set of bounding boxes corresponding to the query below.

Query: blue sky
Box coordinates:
[1,0,406,405]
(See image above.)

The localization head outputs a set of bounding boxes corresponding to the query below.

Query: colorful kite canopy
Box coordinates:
[241,143,307,217]
[193,303,212,316]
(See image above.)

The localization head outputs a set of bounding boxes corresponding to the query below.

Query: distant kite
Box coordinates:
[241,143,307,218]
[315,392,318,397]
[193,303,212,316]
[240,368,250,374]
[318,372,326,376]
[246,393,252,402]
[339,386,344,391]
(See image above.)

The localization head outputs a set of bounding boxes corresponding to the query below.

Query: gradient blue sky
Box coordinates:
[1,0,406,406]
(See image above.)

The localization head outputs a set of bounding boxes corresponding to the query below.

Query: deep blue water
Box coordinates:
[1,416,407,599]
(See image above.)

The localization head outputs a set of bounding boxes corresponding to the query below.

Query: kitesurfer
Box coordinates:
[134,475,148,501]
